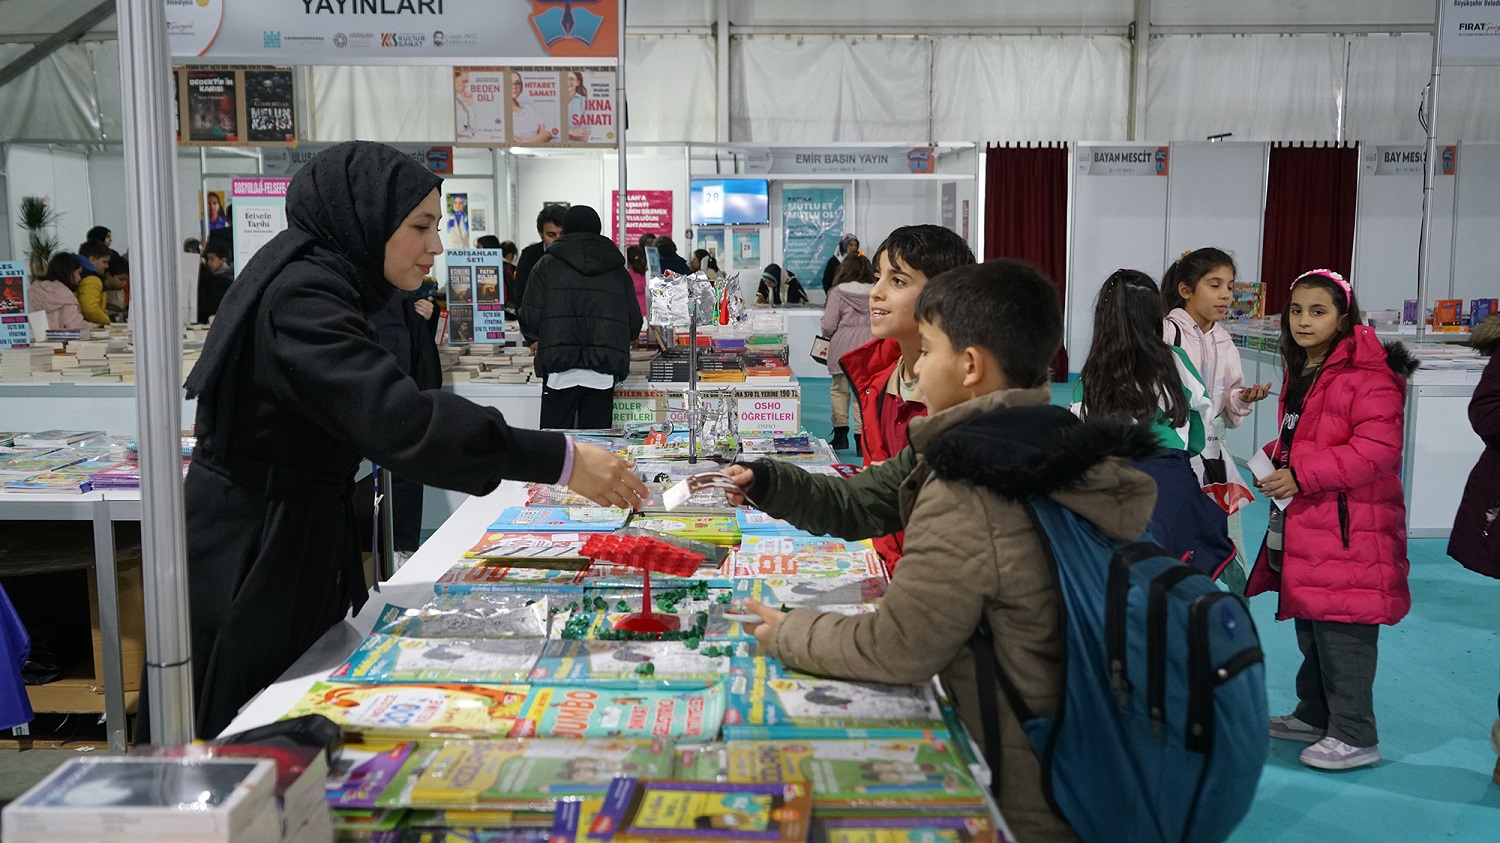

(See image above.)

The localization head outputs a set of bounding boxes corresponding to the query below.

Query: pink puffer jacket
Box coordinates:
[1246,326,1417,625]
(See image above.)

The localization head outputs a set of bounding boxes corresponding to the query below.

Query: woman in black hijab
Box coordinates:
[176,142,647,738]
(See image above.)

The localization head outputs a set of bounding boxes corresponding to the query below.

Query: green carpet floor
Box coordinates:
[796,375,1500,841]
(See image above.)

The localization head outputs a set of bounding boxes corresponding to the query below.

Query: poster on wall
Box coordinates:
[200,187,232,240]
[454,67,509,144]
[510,70,560,146]
[176,66,298,147]
[562,68,616,146]
[781,188,844,289]
[696,229,725,260]
[611,190,673,245]
[445,250,506,344]
[1079,146,1169,176]
[443,194,472,249]
[243,69,296,143]
[733,229,761,264]
[184,68,239,144]
[1440,0,1500,65]
[0,261,28,350]
[167,0,620,63]
[231,179,290,270]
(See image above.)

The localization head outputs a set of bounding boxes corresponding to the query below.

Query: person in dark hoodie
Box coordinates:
[170,143,646,739]
[520,204,643,429]
[726,260,1159,841]
[655,235,692,276]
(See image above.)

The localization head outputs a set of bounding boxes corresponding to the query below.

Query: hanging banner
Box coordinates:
[612,388,663,426]
[231,179,291,269]
[445,249,506,344]
[611,190,673,245]
[1363,145,1459,176]
[176,66,298,147]
[510,70,561,145]
[1079,146,1170,176]
[0,261,28,350]
[1440,0,1500,65]
[453,67,509,144]
[168,0,620,64]
[562,68,617,146]
[736,388,801,435]
[781,188,844,289]
[745,146,939,175]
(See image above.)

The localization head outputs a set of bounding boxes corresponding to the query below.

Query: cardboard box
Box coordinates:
[1432,299,1465,331]
[86,553,146,694]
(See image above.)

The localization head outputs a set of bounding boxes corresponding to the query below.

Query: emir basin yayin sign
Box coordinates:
[166,0,619,63]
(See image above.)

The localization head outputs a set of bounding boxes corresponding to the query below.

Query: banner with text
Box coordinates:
[1363,144,1459,176]
[231,179,291,270]
[445,249,506,344]
[1079,146,1170,176]
[262,143,453,176]
[1440,0,1500,65]
[736,388,801,435]
[611,190,673,244]
[781,188,844,291]
[747,146,938,175]
[0,261,28,350]
[167,0,619,64]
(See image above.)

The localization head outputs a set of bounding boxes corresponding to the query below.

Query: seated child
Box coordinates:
[729,260,1160,842]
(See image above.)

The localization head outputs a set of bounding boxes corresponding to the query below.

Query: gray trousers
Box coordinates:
[1293,618,1381,747]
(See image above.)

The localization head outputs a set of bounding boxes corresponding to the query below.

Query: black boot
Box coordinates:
[830,426,850,451]
[853,433,862,459]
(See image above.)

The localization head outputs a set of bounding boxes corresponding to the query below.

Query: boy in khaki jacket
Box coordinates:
[730,260,1160,842]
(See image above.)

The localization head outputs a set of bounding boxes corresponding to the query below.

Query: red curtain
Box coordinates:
[1260,143,1358,317]
[985,143,1070,380]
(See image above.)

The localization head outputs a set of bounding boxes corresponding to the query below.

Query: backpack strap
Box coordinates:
[968,617,1037,800]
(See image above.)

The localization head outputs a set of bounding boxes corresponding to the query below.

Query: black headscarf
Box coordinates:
[185,141,442,399]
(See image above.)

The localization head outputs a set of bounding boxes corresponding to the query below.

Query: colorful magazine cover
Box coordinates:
[508,683,727,742]
[731,536,884,579]
[401,829,550,842]
[0,452,84,477]
[377,739,675,812]
[730,577,888,611]
[723,659,945,739]
[1,472,92,493]
[529,639,744,686]
[550,795,608,843]
[462,532,593,569]
[812,815,1005,843]
[280,681,529,740]
[707,603,875,642]
[628,515,742,547]
[722,739,986,812]
[595,777,813,841]
[326,743,419,809]
[435,562,588,594]
[734,510,817,537]
[331,634,546,685]
[486,506,630,533]
[371,597,551,639]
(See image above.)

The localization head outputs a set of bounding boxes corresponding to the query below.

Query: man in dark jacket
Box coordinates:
[655,235,692,275]
[512,204,568,311]
[520,205,643,429]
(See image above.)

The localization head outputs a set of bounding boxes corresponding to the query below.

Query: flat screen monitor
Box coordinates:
[690,178,769,226]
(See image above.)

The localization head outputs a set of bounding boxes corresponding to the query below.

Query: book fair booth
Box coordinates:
[1,1,1500,841]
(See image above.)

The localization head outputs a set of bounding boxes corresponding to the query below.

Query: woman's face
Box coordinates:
[512,76,523,99]
[454,71,469,96]
[72,267,83,284]
[208,194,222,216]
[571,71,585,93]
[384,189,443,291]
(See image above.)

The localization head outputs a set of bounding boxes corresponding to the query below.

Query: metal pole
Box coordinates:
[1416,0,1445,344]
[1129,0,1151,141]
[688,283,699,465]
[717,0,730,142]
[617,0,629,246]
[116,0,195,744]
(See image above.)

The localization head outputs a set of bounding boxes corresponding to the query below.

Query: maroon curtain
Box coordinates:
[1260,143,1358,317]
[985,143,1070,380]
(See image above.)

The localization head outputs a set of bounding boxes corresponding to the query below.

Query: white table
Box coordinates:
[219,482,528,738]
[0,489,140,752]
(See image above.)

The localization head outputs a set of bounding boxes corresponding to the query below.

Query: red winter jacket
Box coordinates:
[1246,326,1418,625]
[839,337,927,570]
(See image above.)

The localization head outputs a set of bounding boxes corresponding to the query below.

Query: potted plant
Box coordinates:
[17,196,62,280]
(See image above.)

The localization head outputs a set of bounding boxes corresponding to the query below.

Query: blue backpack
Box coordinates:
[967,495,1268,843]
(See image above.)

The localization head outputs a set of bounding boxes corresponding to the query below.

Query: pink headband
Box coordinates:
[1292,269,1352,306]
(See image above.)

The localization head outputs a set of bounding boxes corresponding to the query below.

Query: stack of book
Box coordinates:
[0,347,55,382]
[131,744,333,843]
[1,755,282,842]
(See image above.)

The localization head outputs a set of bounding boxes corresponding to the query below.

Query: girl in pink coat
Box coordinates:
[1247,269,1417,772]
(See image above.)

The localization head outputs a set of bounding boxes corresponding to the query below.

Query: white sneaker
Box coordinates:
[1268,714,1323,743]
[1299,736,1381,770]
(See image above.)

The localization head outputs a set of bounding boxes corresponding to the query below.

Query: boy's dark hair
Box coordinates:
[183,238,202,253]
[475,234,502,250]
[1279,271,1363,375]
[1161,247,1236,312]
[203,242,231,261]
[871,225,975,280]
[86,226,110,243]
[79,240,111,261]
[535,204,568,233]
[1081,269,1188,427]
[43,252,83,290]
[105,255,129,277]
[915,259,1061,389]
[499,240,518,259]
[656,235,679,255]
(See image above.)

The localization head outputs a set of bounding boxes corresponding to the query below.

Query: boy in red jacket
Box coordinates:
[838,225,974,571]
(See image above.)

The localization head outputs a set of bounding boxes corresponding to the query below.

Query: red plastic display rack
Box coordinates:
[579,535,706,634]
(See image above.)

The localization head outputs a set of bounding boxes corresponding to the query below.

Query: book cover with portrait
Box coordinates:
[186,69,238,143]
